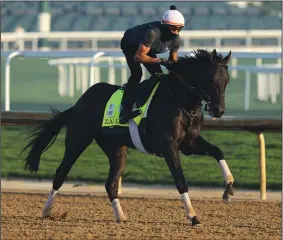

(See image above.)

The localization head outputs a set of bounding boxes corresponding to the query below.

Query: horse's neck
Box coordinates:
[165,73,202,111]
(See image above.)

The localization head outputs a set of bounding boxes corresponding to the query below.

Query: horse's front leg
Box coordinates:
[180,135,235,203]
[161,138,201,227]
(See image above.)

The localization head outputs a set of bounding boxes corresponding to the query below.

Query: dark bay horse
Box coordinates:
[22,49,234,226]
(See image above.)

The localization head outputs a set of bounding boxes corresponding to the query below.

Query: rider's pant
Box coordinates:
[120,37,162,110]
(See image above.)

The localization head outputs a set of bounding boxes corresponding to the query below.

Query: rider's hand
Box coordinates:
[159,58,171,68]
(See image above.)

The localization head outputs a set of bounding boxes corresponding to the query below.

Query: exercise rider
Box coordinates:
[119,5,185,124]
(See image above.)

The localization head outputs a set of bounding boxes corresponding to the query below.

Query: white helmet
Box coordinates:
[161,5,185,27]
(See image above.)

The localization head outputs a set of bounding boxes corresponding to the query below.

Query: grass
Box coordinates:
[1,126,281,190]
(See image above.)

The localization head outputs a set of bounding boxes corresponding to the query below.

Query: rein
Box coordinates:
[169,70,201,98]
[168,69,212,118]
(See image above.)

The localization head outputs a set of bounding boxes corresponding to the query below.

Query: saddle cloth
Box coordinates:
[102,76,160,135]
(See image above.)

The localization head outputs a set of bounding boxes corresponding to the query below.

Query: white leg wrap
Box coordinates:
[43,189,57,217]
[111,199,127,222]
[219,160,234,185]
[181,192,196,220]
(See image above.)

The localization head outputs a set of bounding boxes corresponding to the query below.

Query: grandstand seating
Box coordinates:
[1,2,281,32]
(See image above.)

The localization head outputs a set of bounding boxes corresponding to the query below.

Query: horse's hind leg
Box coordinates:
[96,136,128,223]
[43,124,94,217]
[180,135,235,203]
[107,147,128,223]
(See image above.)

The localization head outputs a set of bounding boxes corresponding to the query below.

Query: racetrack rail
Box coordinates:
[1,111,281,132]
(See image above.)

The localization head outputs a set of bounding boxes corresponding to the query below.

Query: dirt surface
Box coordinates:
[2,192,281,240]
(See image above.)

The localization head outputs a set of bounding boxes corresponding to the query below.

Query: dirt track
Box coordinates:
[1,192,281,240]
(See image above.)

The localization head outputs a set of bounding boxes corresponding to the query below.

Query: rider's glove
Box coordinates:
[159,58,171,68]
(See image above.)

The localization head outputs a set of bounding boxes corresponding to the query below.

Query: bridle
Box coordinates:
[168,62,228,118]
[168,69,212,116]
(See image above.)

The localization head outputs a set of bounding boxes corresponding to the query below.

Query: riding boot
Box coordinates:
[119,103,131,124]
[119,89,141,124]
[119,86,134,124]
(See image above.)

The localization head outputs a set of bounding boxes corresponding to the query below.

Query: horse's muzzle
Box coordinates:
[205,103,225,118]
[211,105,225,118]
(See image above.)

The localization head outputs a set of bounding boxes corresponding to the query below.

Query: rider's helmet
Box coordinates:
[161,5,185,31]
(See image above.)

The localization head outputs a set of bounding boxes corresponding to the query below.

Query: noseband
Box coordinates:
[169,62,227,116]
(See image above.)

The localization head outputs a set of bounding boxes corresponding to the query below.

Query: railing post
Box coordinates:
[57,64,66,96]
[90,52,105,86]
[5,51,22,111]
[118,177,122,195]
[91,39,98,50]
[244,71,251,111]
[231,57,238,78]
[81,66,88,94]
[257,132,266,200]
[68,64,75,97]
[215,38,221,48]
[107,57,115,85]
[75,65,82,91]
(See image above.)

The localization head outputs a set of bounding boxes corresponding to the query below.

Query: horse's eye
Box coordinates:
[225,66,228,70]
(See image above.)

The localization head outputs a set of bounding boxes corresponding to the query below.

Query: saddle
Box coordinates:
[102,74,162,134]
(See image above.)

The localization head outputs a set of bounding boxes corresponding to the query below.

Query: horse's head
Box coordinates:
[168,49,231,118]
[203,49,231,118]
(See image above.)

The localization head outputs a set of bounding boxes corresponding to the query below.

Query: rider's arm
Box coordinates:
[169,36,181,62]
[134,29,160,64]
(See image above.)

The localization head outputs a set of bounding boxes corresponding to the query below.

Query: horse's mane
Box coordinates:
[178,49,225,65]
[161,49,227,87]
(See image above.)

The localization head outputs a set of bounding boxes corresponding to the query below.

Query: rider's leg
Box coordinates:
[119,46,143,124]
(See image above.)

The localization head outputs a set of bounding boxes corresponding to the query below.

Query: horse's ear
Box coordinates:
[210,49,217,63]
[223,50,232,65]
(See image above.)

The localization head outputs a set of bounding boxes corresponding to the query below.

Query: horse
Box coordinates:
[22,49,234,227]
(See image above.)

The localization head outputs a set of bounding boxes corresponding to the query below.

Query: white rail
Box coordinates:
[1,50,281,112]
[257,64,281,104]
[2,51,106,111]
[1,30,281,51]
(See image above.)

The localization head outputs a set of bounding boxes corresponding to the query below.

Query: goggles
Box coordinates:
[166,24,183,32]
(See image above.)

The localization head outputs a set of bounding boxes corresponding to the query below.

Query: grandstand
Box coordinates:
[1,2,281,32]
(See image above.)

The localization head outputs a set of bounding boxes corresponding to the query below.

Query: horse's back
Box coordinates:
[77,82,119,105]
[71,82,120,130]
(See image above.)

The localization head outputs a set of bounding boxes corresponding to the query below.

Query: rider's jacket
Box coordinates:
[122,21,181,54]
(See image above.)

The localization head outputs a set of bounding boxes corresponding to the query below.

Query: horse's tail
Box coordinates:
[21,107,73,172]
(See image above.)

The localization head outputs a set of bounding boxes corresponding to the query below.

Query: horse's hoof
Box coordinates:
[222,194,232,204]
[227,182,235,196]
[223,182,234,204]
[191,216,201,227]
[116,215,127,223]
[42,207,52,218]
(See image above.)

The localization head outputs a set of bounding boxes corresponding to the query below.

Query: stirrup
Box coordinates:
[152,72,163,79]
[129,109,142,119]
[119,109,141,124]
